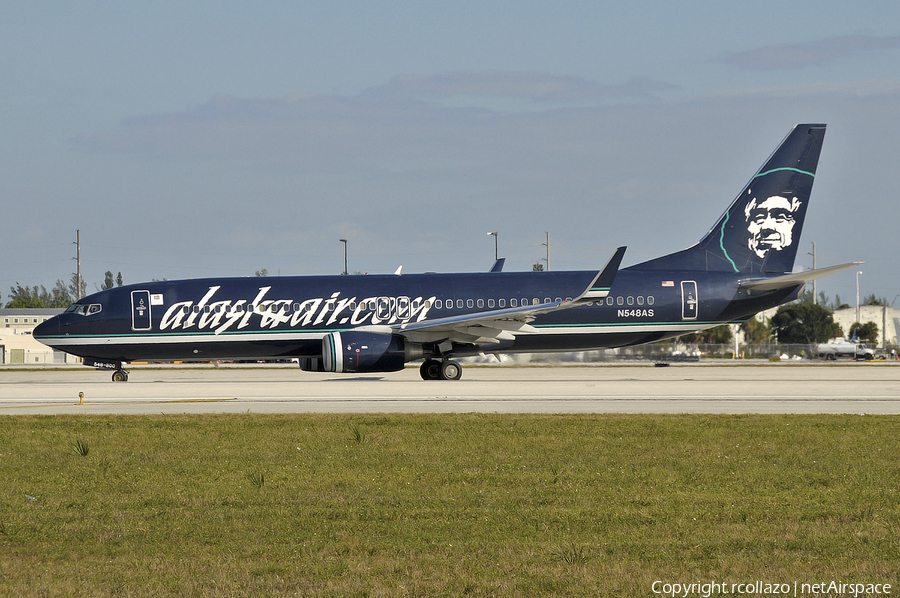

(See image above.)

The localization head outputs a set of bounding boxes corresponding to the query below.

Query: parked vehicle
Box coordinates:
[816,341,875,360]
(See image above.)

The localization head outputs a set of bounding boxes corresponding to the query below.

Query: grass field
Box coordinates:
[1,414,898,597]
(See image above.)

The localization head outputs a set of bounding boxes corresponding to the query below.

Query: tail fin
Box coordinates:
[633,124,826,274]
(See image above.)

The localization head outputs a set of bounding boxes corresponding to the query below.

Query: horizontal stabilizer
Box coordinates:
[739,262,862,292]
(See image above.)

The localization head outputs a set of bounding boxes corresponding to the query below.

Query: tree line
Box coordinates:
[4,271,123,308]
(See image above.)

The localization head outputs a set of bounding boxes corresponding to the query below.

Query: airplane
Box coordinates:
[34,123,859,381]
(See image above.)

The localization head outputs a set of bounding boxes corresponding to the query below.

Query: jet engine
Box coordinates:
[319,331,424,373]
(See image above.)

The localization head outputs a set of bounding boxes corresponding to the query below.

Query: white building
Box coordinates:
[0,308,81,365]
[832,305,900,347]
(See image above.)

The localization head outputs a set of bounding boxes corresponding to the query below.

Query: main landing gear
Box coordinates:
[111,368,129,382]
[419,358,463,381]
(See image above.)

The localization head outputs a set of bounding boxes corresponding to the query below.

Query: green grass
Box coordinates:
[1,414,898,596]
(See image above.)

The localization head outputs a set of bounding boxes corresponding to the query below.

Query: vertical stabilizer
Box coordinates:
[632,124,826,274]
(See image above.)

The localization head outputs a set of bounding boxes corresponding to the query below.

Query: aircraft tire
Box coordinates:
[111,370,128,382]
[439,360,462,381]
[420,359,441,380]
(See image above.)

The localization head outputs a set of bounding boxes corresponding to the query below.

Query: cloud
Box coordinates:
[70,71,676,166]
[365,70,676,102]
[725,34,900,70]
[72,92,490,168]
[72,77,900,172]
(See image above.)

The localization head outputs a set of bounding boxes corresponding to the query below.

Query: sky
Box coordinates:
[2,1,899,308]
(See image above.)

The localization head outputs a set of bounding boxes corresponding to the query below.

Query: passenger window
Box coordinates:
[533,298,540,306]
[627,296,634,306]
[648,296,655,305]
[424,300,431,309]
[617,297,624,306]
[637,296,644,305]
[477,298,484,308]
[556,297,563,303]
[456,299,464,309]
[544,298,551,304]
[606,297,613,306]
[467,299,474,308]
[499,298,506,307]
[487,298,495,308]
[435,299,442,309]
[510,298,518,307]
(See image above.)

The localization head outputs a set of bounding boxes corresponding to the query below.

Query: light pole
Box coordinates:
[487,231,498,261]
[340,239,348,275]
[808,242,816,303]
[856,270,862,328]
[541,232,550,271]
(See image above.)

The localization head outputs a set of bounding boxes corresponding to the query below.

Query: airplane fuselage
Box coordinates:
[34,267,798,364]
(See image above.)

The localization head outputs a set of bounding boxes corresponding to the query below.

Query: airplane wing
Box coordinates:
[395,247,626,346]
[738,262,862,292]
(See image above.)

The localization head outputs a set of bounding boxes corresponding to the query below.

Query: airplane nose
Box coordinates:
[33,317,59,340]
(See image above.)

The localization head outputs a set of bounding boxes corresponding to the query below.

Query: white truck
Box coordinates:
[816,341,876,360]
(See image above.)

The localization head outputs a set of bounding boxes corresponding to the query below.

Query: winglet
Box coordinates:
[490,258,506,273]
[580,246,626,301]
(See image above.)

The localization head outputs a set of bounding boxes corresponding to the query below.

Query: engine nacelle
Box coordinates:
[322,331,424,373]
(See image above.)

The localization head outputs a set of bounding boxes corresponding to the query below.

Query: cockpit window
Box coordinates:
[65,303,102,316]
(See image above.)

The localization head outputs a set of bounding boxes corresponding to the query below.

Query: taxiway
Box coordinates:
[1,363,898,415]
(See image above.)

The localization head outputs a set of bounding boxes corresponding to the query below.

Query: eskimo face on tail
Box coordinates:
[743,195,802,258]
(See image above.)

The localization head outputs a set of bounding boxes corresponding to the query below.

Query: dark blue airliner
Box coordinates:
[35,124,856,381]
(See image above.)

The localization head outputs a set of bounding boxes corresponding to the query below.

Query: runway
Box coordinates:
[2,362,899,415]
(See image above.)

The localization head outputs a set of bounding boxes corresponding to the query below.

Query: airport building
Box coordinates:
[0,308,81,365]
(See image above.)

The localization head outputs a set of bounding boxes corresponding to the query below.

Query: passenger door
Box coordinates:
[131,290,152,330]
[681,281,698,320]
